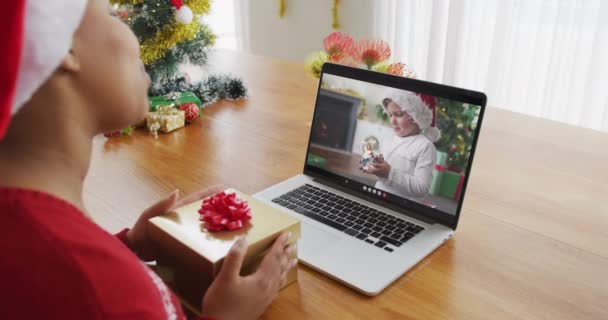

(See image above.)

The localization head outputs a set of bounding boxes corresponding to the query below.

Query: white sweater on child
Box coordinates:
[375,133,437,200]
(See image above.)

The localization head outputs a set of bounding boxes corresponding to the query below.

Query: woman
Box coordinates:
[0,1,296,319]
[365,89,440,201]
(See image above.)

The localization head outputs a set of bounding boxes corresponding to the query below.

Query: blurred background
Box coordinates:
[207,0,608,132]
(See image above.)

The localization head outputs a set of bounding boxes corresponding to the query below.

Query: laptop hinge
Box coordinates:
[312,177,437,225]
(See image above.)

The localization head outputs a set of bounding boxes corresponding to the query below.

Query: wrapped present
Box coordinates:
[429,164,445,195]
[436,151,448,166]
[149,91,202,112]
[307,153,327,168]
[453,173,465,201]
[148,188,300,316]
[146,105,185,134]
[438,170,465,200]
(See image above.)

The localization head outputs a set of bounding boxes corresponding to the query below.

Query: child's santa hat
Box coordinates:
[0,0,87,140]
[383,89,441,142]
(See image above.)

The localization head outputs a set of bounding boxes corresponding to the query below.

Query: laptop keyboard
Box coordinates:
[272,184,425,253]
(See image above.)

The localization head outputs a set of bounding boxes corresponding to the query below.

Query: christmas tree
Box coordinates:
[110,0,247,105]
[434,99,480,173]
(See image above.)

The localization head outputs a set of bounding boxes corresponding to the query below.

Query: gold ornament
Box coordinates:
[332,0,340,29]
[279,0,286,18]
[277,0,340,29]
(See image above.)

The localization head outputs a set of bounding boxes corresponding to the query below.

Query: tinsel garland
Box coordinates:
[183,0,211,15]
[141,20,200,64]
[151,75,248,107]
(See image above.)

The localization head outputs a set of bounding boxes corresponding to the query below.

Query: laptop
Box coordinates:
[254,63,486,295]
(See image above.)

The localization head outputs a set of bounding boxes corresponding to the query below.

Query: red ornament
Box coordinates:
[179,102,199,123]
[169,0,183,9]
[198,192,252,232]
[449,144,457,152]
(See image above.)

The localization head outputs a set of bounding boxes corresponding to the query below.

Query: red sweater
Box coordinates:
[0,187,210,319]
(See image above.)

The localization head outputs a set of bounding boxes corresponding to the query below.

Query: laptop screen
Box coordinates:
[304,64,485,227]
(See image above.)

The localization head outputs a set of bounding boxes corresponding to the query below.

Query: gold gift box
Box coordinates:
[145,106,185,133]
[148,188,300,316]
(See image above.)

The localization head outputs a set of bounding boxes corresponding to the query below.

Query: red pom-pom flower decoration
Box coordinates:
[198,192,252,232]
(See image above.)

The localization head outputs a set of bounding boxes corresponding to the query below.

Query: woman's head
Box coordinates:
[68,0,150,132]
[1,0,150,140]
[382,90,441,142]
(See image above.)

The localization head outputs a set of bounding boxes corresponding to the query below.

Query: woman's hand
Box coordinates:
[202,233,298,320]
[126,186,224,261]
[366,158,391,179]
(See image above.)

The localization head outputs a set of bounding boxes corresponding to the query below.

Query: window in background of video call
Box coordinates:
[307,74,481,216]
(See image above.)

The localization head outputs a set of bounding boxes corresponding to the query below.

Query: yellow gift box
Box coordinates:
[148,188,300,316]
[145,106,185,133]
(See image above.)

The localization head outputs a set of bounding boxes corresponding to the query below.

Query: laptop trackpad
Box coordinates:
[298,221,341,258]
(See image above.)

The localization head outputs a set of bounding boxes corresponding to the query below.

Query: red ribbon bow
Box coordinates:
[198,192,252,232]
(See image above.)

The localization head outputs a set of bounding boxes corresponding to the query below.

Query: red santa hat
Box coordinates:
[0,0,87,140]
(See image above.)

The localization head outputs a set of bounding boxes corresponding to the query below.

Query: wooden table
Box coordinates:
[84,50,608,319]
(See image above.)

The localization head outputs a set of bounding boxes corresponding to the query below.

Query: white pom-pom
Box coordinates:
[175,6,193,24]
[422,127,441,143]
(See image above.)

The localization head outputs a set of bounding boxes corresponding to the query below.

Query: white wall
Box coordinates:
[247,0,375,63]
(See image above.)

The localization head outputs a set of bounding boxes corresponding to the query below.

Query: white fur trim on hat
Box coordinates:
[12,0,87,114]
[383,89,441,142]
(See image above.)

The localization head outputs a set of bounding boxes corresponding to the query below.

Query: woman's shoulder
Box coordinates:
[0,186,186,319]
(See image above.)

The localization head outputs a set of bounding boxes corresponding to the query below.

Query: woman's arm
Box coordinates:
[114,227,132,248]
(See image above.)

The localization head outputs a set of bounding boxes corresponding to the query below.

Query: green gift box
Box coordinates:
[438,170,463,200]
[429,165,445,195]
[149,92,202,112]
[307,153,327,169]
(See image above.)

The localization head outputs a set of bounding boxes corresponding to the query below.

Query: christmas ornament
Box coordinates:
[179,102,199,123]
[359,140,384,172]
[332,0,341,29]
[279,0,286,18]
[198,192,252,232]
[170,0,194,24]
[279,0,340,29]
